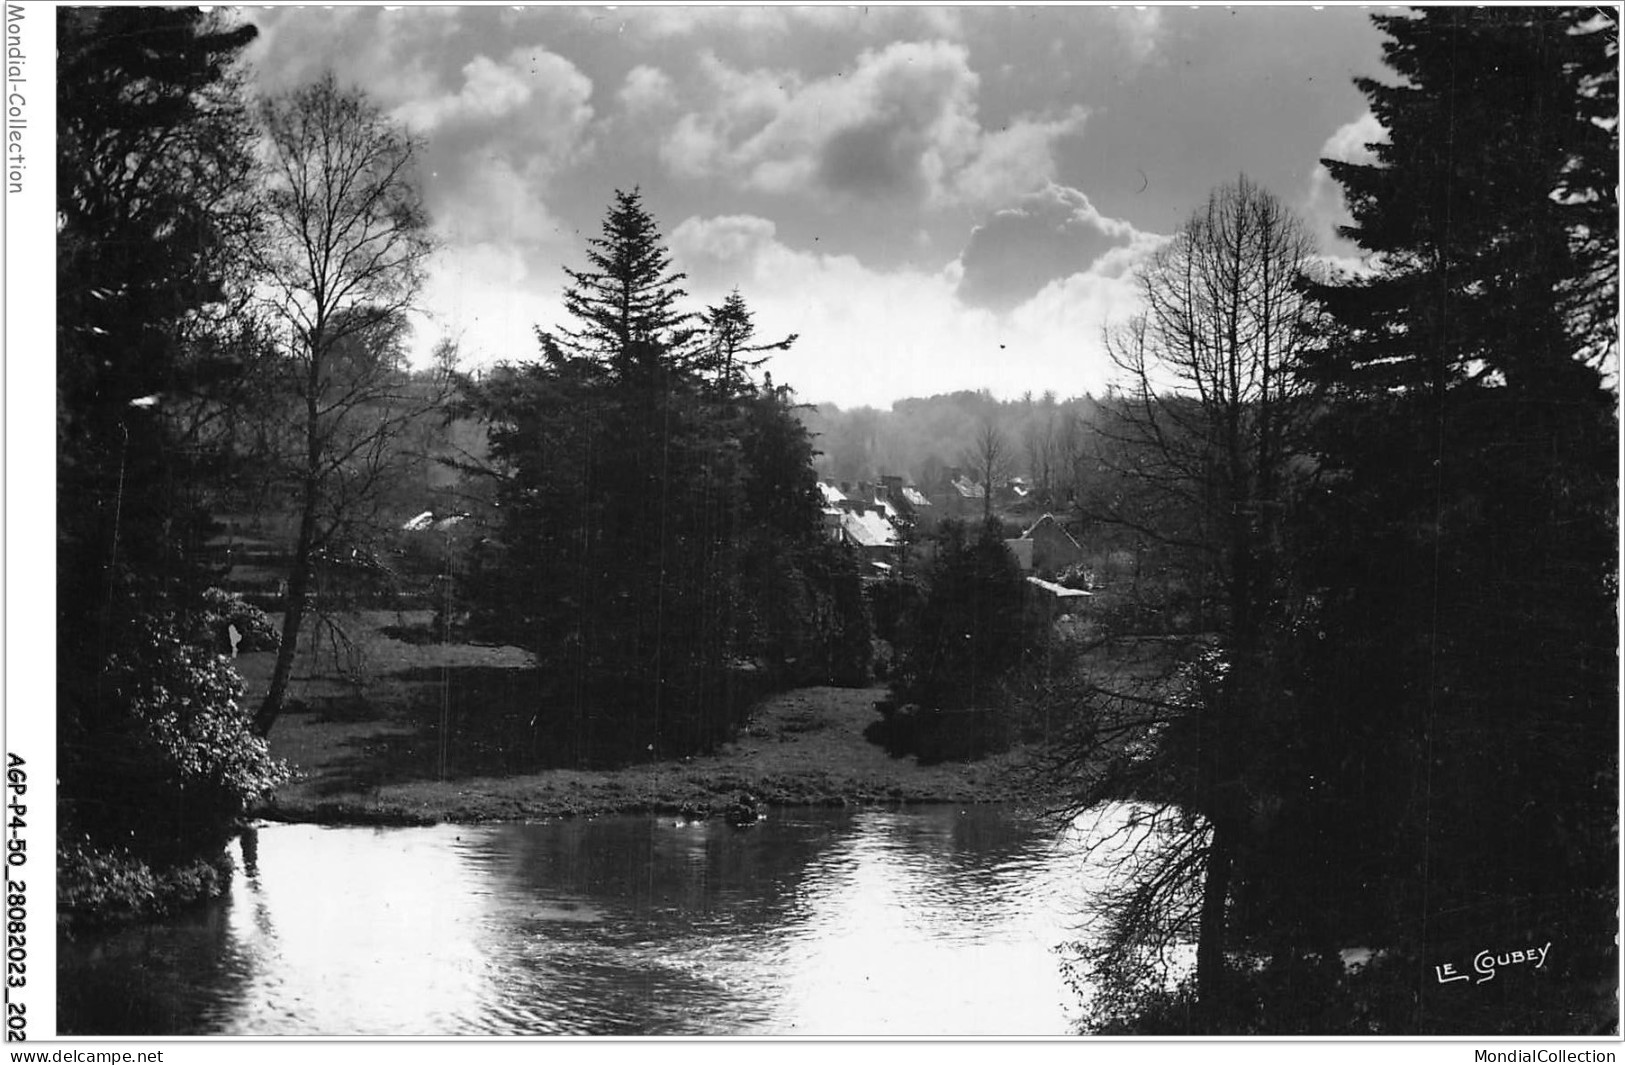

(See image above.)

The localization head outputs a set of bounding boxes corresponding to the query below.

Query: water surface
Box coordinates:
[60,804,1118,1036]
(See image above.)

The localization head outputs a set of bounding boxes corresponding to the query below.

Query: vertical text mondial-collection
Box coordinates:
[6,3,27,194]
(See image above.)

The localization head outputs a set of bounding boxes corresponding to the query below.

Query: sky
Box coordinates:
[238,4,1391,409]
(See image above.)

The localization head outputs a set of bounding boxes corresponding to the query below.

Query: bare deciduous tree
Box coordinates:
[960,418,1013,523]
[248,73,440,737]
[1058,176,1323,1025]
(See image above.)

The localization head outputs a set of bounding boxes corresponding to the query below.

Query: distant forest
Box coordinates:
[804,389,1098,494]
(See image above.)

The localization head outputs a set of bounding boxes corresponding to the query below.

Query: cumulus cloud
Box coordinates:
[583,6,965,43]
[393,47,594,158]
[666,212,1147,406]
[669,215,782,290]
[659,41,1083,208]
[618,65,676,118]
[430,157,571,248]
[950,110,1089,205]
[956,184,1162,313]
[1304,111,1386,256]
[249,14,595,269]
[395,46,593,282]
[246,7,461,99]
[393,53,534,130]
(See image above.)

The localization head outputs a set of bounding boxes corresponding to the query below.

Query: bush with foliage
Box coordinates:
[890,519,1029,711]
[866,700,1014,765]
[793,538,874,687]
[58,838,234,930]
[870,519,1030,761]
[61,615,289,860]
[188,586,281,655]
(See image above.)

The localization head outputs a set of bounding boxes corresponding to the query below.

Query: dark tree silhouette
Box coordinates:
[1292,7,1618,1034]
[460,193,854,763]
[57,8,287,863]
[1052,177,1324,1028]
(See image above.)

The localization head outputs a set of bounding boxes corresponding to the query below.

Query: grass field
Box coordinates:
[238,610,1032,825]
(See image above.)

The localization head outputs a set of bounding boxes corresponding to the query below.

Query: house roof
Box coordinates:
[900,486,932,507]
[403,511,465,532]
[840,509,898,549]
[1026,576,1093,598]
[818,482,848,506]
[951,476,986,499]
[1022,513,1083,550]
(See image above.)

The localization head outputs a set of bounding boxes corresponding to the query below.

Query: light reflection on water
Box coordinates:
[60,805,1136,1036]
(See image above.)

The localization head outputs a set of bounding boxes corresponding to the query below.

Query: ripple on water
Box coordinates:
[60,805,1123,1036]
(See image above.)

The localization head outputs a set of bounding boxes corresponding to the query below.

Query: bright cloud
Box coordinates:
[419,242,567,367]
[660,41,1084,208]
[246,7,462,100]
[394,53,533,130]
[668,212,1151,406]
[589,6,966,44]
[403,46,593,286]
[430,157,571,248]
[1304,111,1386,255]
[618,65,676,117]
[393,46,594,158]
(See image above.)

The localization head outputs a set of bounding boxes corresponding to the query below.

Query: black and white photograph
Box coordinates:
[24,0,1622,1046]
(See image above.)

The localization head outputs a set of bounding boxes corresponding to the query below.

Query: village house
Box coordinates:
[997,513,1084,578]
[926,466,988,521]
[1019,513,1085,577]
[1003,535,1035,572]
[819,481,904,572]
[1024,575,1093,626]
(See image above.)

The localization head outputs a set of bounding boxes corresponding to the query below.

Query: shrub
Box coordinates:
[890,518,1029,712]
[189,586,281,654]
[865,700,1014,764]
[58,838,233,929]
[61,614,289,858]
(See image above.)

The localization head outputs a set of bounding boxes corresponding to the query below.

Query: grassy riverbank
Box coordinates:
[242,611,1032,825]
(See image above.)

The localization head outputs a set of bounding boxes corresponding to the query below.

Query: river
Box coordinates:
[59,804,1138,1036]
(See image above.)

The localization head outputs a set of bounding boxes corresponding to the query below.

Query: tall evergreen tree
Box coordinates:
[462,193,842,762]
[58,7,260,660]
[700,289,798,399]
[541,187,700,381]
[1293,7,1617,1033]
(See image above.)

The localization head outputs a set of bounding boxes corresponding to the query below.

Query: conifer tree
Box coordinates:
[700,289,798,399]
[57,8,288,861]
[58,6,260,652]
[541,187,699,380]
[1295,7,1617,1032]
[464,193,839,762]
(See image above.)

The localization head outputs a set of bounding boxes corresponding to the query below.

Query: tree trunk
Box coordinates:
[253,481,318,737]
[1196,821,1234,1029]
